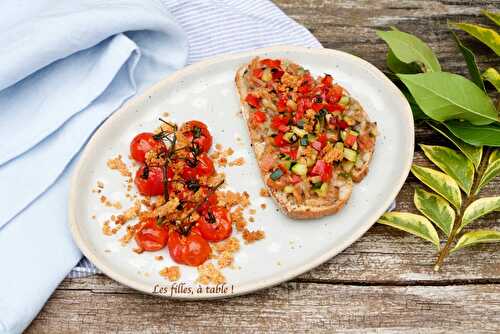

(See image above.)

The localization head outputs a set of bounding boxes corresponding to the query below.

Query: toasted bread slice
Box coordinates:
[235,58,376,219]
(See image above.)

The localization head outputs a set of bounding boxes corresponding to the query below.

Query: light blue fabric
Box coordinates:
[0,0,320,332]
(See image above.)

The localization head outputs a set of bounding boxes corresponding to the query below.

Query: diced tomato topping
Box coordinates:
[337,119,349,130]
[325,103,345,113]
[261,154,276,171]
[245,93,260,108]
[252,68,263,78]
[312,103,324,112]
[253,111,267,123]
[310,160,333,182]
[358,134,375,151]
[311,140,322,151]
[322,74,333,86]
[311,134,327,152]
[271,115,289,130]
[278,124,289,133]
[272,69,285,81]
[274,133,287,147]
[277,96,288,112]
[327,85,343,104]
[290,174,302,184]
[344,133,358,147]
[260,58,281,68]
[279,146,297,160]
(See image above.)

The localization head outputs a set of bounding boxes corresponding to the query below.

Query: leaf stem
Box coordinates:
[433,147,491,271]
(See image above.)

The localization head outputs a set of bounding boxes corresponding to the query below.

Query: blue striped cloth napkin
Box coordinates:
[0,0,319,332]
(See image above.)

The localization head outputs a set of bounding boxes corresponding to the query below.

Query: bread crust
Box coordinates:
[235,60,374,219]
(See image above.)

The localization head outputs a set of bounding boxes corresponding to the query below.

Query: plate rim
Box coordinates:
[69,45,414,299]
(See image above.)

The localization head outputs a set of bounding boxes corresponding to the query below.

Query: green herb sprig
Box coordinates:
[376,10,500,270]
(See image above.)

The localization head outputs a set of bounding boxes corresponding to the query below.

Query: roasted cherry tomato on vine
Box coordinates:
[130,132,166,163]
[134,165,173,196]
[135,218,169,251]
[197,206,232,242]
[181,120,213,153]
[167,230,211,266]
[181,153,215,180]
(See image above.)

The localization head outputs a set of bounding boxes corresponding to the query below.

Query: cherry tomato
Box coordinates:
[181,153,215,180]
[134,166,170,196]
[135,218,169,251]
[310,160,333,182]
[253,111,267,123]
[197,191,218,215]
[181,120,213,153]
[167,230,211,266]
[130,132,166,163]
[197,206,232,242]
[245,93,260,108]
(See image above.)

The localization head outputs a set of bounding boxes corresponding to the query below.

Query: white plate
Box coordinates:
[69,46,413,299]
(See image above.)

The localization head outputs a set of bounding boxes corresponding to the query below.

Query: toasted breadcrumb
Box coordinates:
[155,256,164,261]
[242,229,265,244]
[218,157,228,167]
[107,155,131,177]
[215,143,223,150]
[224,147,234,156]
[230,206,247,232]
[119,225,136,245]
[228,157,245,167]
[260,203,267,209]
[249,217,255,223]
[217,251,234,268]
[97,181,104,189]
[197,263,226,285]
[102,221,113,236]
[160,266,180,282]
[259,188,270,197]
[116,200,141,225]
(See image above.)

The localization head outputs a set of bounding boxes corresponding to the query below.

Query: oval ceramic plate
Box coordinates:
[69,46,413,299]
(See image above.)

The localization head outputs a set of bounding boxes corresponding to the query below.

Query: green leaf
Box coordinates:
[378,212,440,248]
[451,230,500,253]
[411,164,462,209]
[420,145,474,194]
[414,187,455,236]
[451,31,486,91]
[387,48,421,74]
[482,67,500,92]
[460,196,500,231]
[482,10,500,27]
[450,22,500,56]
[398,73,498,125]
[426,122,482,170]
[477,150,500,194]
[377,30,441,72]
[445,121,500,147]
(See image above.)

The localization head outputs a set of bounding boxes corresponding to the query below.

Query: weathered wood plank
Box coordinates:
[27,278,500,333]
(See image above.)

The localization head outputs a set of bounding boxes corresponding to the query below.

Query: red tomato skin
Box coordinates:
[274,133,287,147]
[167,231,185,264]
[182,120,213,153]
[134,166,165,196]
[181,153,215,180]
[271,115,289,130]
[168,231,211,266]
[260,58,281,67]
[245,94,260,108]
[252,68,263,78]
[344,133,358,147]
[310,160,333,182]
[135,218,169,251]
[358,134,374,151]
[197,207,232,242]
[130,132,166,163]
[253,111,267,123]
[322,74,333,86]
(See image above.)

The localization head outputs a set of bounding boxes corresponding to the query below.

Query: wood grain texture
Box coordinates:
[27,1,500,332]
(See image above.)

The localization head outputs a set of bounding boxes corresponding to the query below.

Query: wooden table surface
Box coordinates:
[28,1,500,333]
